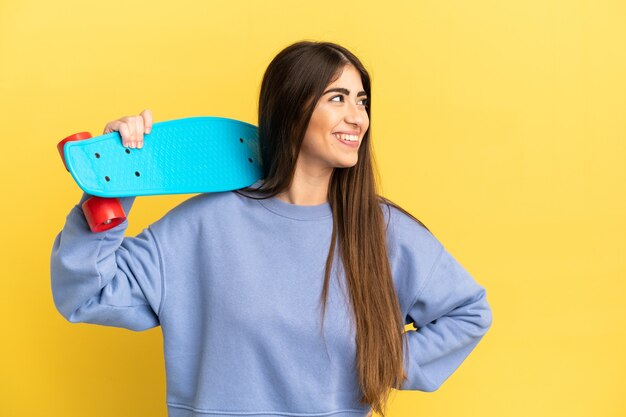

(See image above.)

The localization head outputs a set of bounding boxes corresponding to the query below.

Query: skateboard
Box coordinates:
[58,116,263,232]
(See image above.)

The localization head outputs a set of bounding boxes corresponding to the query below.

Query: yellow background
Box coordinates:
[1,0,624,416]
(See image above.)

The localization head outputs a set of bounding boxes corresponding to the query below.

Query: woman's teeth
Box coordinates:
[333,133,358,142]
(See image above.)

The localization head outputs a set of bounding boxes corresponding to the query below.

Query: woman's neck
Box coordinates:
[275,165,333,206]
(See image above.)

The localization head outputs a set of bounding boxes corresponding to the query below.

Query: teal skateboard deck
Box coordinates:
[61,116,262,198]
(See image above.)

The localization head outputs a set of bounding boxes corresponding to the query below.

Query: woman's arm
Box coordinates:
[50,194,164,331]
[399,246,493,391]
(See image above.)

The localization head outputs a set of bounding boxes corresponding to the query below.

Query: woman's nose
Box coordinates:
[345,102,366,126]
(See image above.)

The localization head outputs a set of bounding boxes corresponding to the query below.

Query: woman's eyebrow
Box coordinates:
[323,87,367,97]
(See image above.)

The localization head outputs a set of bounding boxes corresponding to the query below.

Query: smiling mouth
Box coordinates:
[332,133,359,142]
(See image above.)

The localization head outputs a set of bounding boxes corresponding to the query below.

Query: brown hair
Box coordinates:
[236,40,430,416]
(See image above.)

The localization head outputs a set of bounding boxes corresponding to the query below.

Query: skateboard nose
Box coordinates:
[57,132,93,171]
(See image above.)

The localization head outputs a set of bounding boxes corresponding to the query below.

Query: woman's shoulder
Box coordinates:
[148,190,246,232]
[171,190,240,214]
[156,179,272,224]
[378,197,443,256]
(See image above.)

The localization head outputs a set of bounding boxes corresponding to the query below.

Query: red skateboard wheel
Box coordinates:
[81,196,126,233]
[57,132,92,170]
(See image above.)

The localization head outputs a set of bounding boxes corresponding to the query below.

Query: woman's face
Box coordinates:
[297,64,369,174]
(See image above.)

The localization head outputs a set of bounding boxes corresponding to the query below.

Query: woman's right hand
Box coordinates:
[102,109,153,149]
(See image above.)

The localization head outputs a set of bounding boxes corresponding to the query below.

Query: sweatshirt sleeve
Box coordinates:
[50,193,164,331]
[399,245,493,392]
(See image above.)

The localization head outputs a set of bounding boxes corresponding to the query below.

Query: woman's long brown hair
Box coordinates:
[235,41,430,416]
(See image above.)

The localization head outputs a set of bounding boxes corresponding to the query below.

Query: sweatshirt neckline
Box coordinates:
[257,195,332,221]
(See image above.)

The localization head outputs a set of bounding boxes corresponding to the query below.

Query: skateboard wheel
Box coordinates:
[81,196,126,233]
[57,132,93,170]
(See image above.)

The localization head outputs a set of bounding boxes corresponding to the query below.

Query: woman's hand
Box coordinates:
[103,109,153,149]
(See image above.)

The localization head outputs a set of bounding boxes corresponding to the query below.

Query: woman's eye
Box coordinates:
[330,95,368,106]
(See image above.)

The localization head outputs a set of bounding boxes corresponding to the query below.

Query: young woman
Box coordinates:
[51,41,492,417]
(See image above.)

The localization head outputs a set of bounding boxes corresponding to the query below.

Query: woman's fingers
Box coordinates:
[119,122,131,147]
[133,116,144,148]
[136,109,153,148]
[127,117,139,148]
[102,109,153,149]
[141,109,153,134]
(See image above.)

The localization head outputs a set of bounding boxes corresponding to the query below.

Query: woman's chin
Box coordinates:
[336,157,359,169]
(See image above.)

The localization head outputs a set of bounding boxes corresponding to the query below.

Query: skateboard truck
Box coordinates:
[58,132,127,233]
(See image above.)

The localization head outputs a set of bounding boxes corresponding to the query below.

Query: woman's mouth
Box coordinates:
[333,133,359,148]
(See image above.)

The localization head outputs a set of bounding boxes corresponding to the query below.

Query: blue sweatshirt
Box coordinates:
[50,185,492,417]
